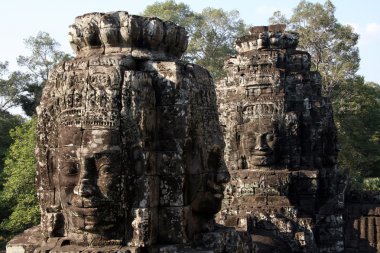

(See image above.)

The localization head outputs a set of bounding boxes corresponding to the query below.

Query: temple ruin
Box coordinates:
[6,12,252,253]
[216,24,380,253]
[5,11,380,253]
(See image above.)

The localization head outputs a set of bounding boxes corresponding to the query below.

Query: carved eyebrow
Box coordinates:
[94,152,120,158]
[94,152,121,165]
[61,162,79,173]
[95,155,112,166]
[61,153,77,160]
[249,131,269,134]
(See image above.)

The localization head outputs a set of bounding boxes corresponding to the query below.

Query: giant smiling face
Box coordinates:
[240,118,279,167]
[57,128,124,235]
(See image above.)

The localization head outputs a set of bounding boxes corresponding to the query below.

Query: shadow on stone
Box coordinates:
[6,11,253,253]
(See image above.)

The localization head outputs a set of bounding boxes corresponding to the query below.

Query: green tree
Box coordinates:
[363,177,380,190]
[0,31,68,246]
[268,11,288,25]
[0,111,23,248]
[190,8,246,79]
[0,118,39,244]
[143,1,246,80]
[0,110,23,175]
[333,79,380,185]
[15,32,71,116]
[0,62,21,111]
[269,0,360,97]
[143,0,198,35]
[0,62,31,112]
[268,1,378,188]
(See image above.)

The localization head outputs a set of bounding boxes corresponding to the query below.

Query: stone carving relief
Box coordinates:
[10,11,378,253]
[7,12,252,253]
[345,191,380,253]
[217,25,343,253]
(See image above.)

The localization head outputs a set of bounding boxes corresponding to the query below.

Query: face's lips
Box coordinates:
[252,150,273,156]
[213,193,224,200]
[69,205,99,216]
[84,215,98,225]
[206,180,226,199]
[67,206,118,232]
[65,197,108,217]
[251,154,274,166]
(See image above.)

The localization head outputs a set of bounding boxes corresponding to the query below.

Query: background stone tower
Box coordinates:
[216,25,347,253]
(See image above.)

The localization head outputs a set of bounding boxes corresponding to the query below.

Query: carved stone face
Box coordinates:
[240,118,279,166]
[185,145,230,224]
[191,174,230,218]
[58,127,123,235]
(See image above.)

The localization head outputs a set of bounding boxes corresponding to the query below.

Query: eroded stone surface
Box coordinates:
[344,191,380,253]
[216,25,345,253]
[68,12,188,59]
[7,12,252,253]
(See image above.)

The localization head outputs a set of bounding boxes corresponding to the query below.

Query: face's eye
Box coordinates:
[62,163,79,176]
[97,164,111,176]
[95,153,121,173]
[96,154,110,168]
[95,154,116,177]
[248,134,256,144]
[266,133,274,142]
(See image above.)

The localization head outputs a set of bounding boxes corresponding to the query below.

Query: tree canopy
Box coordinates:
[2,32,71,116]
[0,32,69,247]
[0,118,39,245]
[0,110,23,176]
[0,62,21,111]
[143,0,197,33]
[189,8,246,79]
[269,0,379,187]
[143,0,246,80]
[269,0,360,97]
[333,78,380,183]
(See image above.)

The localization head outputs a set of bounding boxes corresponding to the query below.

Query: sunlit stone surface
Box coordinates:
[6,12,252,253]
[216,24,346,253]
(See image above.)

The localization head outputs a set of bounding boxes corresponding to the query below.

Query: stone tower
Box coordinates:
[6,12,252,253]
[216,25,347,253]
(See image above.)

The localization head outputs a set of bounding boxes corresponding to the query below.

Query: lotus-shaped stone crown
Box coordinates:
[235,24,299,54]
[69,11,188,59]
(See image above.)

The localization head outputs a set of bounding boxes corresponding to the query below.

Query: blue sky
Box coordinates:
[1,0,379,84]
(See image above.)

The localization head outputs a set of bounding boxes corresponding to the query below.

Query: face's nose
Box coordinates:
[73,157,98,197]
[216,164,230,185]
[74,178,98,198]
[255,133,269,151]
